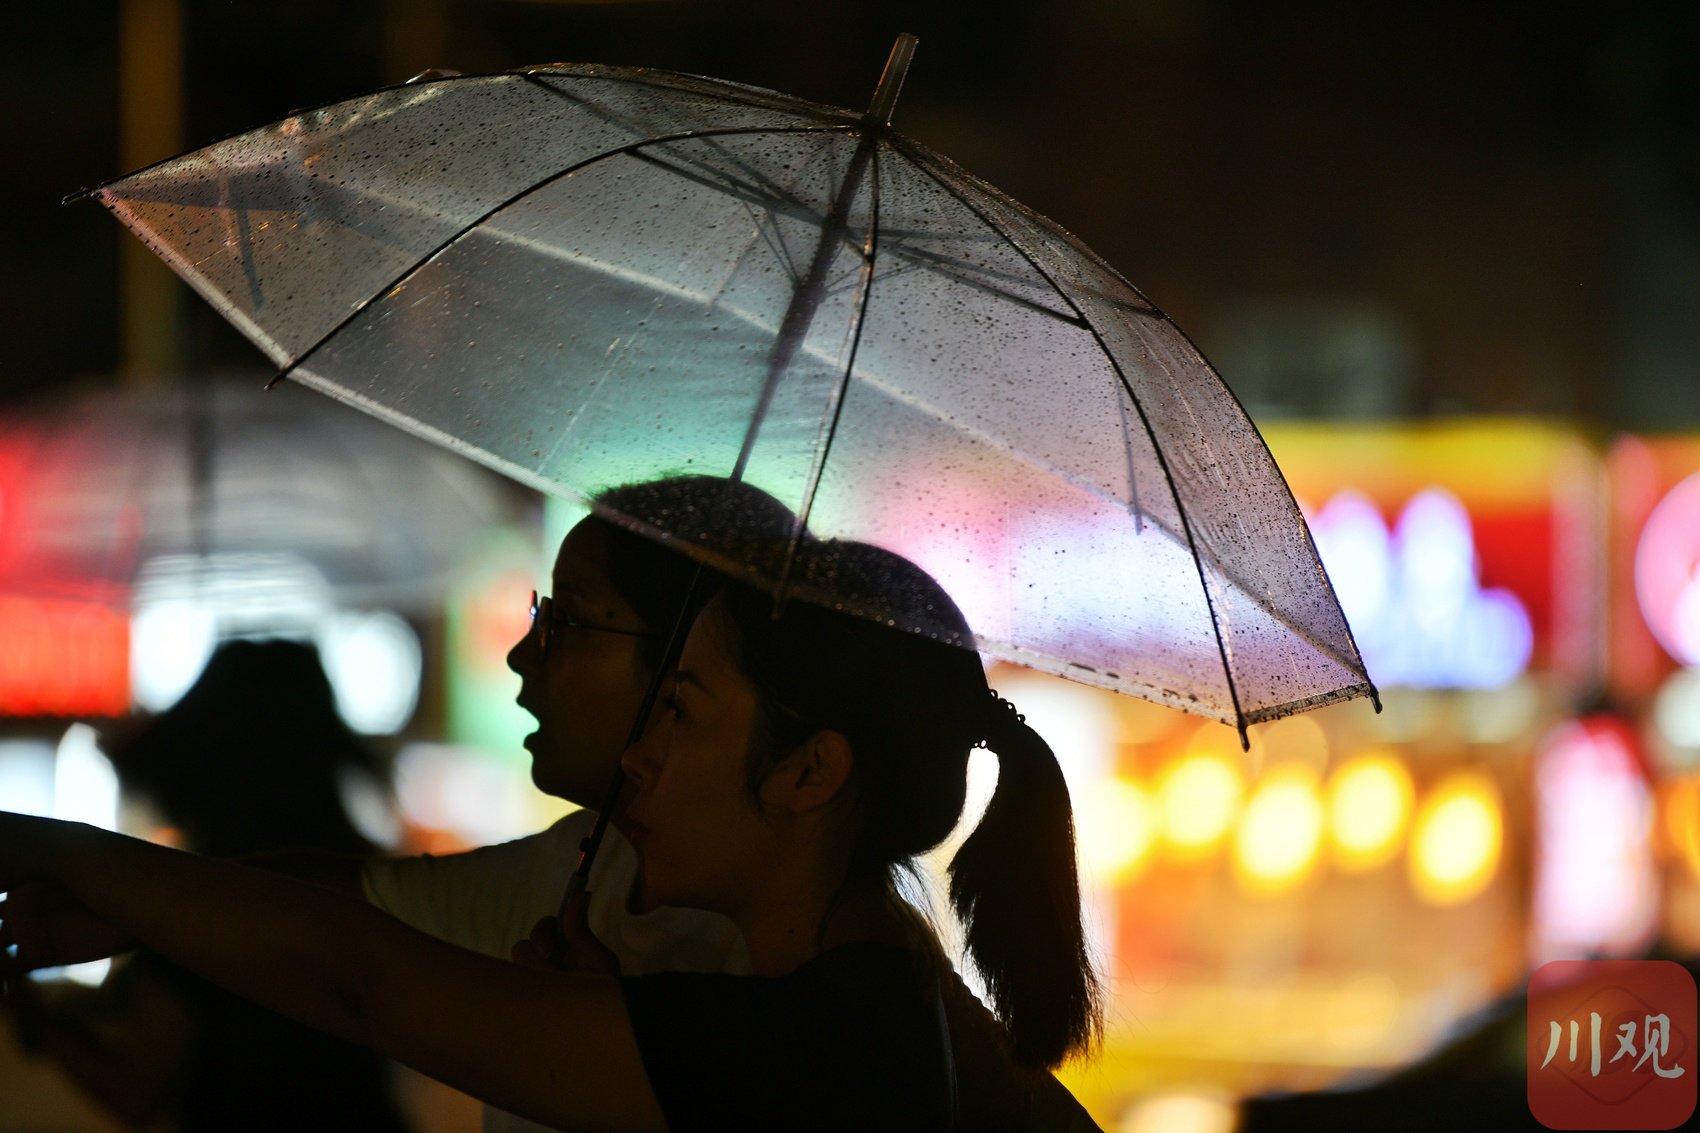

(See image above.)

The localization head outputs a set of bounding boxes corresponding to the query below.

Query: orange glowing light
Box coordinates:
[1327,752,1414,871]
[1409,771,1503,905]
[1233,766,1325,895]
[0,596,129,717]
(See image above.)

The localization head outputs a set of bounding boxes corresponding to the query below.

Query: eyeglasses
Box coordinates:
[528,591,656,659]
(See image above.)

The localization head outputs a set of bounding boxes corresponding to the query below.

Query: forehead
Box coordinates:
[552,520,624,600]
[678,600,745,691]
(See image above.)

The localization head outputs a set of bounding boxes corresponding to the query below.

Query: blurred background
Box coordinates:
[2,1,1697,1130]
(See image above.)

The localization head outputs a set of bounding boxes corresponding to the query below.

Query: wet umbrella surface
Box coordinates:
[84,36,1376,742]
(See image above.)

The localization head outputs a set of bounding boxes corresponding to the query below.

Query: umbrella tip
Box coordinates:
[405,67,462,84]
[864,33,919,129]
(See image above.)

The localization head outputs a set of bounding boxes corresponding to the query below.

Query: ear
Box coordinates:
[759,729,854,815]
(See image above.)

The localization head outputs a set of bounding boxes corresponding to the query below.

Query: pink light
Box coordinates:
[1533,717,1657,960]
[1635,472,1700,666]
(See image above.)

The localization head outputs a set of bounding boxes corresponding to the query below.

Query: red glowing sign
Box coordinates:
[0,595,130,717]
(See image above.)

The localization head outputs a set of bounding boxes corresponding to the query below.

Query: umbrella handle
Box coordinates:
[557,868,587,914]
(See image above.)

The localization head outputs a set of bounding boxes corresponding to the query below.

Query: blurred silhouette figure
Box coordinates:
[16,639,411,1132]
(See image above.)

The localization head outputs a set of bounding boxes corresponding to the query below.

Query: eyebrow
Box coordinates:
[673,669,712,696]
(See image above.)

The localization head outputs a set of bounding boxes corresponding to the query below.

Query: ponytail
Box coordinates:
[948,694,1102,1068]
[714,540,1104,1069]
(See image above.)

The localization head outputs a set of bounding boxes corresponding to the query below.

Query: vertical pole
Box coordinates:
[118,0,184,385]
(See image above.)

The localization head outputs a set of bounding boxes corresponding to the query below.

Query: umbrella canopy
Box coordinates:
[0,381,519,611]
[84,38,1375,739]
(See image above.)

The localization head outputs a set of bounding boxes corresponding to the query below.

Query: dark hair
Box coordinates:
[716,541,1103,1068]
[588,476,803,669]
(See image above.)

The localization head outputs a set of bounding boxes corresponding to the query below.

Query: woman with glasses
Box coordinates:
[3,509,1104,1129]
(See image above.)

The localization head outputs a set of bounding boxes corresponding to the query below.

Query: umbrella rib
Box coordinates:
[871,241,1092,326]
[621,142,874,271]
[519,64,857,134]
[1115,383,1145,535]
[898,154,1369,708]
[71,66,852,203]
[273,124,851,386]
[620,143,809,296]
[521,73,831,222]
[624,146,824,257]
[902,155,1259,741]
[745,199,804,289]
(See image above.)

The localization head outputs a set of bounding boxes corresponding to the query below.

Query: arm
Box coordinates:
[0,851,366,974]
[241,848,367,899]
[0,813,667,1133]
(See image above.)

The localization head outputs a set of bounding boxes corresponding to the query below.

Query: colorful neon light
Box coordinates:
[0,595,129,716]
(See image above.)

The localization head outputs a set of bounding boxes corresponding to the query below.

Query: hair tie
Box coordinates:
[977,690,1026,749]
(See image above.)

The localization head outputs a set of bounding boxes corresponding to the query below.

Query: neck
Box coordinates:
[734,871,906,975]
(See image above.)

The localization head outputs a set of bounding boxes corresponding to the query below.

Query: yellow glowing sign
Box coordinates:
[1327,752,1414,871]
[1159,753,1243,858]
[1076,776,1159,883]
[1409,771,1503,905]
[1233,767,1324,895]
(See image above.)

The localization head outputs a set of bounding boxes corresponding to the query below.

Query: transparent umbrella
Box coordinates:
[80,35,1376,743]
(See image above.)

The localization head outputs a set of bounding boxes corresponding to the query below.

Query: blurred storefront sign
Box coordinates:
[1533,715,1658,961]
[0,595,129,716]
[1609,434,1700,700]
[0,380,523,727]
[1048,419,1602,1115]
[1265,418,1604,691]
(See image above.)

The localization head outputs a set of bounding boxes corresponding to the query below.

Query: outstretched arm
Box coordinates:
[0,813,667,1133]
[0,852,366,975]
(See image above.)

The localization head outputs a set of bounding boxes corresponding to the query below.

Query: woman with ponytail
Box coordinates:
[1,539,1102,1130]
[680,540,1104,1071]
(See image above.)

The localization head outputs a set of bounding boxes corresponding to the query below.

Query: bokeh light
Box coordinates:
[1116,1090,1237,1133]
[1654,668,1700,753]
[1532,719,1657,956]
[1327,751,1414,871]
[1233,766,1325,895]
[1159,752,1244,858]
[1663,777,1700,879]
[1076,775,1159,883]
[1258,715,1330,774]
[1409,771,1503,906]
[318,609,423,734]
[1635,471,1700,666]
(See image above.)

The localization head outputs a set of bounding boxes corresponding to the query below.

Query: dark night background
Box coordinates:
[5,0,1696,425]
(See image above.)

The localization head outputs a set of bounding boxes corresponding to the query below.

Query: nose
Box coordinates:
[620,715,667,786]
[507,620,538,678]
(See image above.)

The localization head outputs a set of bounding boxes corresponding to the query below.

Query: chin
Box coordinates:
[531,763,616,810]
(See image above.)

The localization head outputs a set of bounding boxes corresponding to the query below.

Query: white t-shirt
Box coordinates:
[362,811,748,1132]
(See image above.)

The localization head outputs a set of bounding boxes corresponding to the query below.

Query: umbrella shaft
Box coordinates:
[730,129,878,483]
